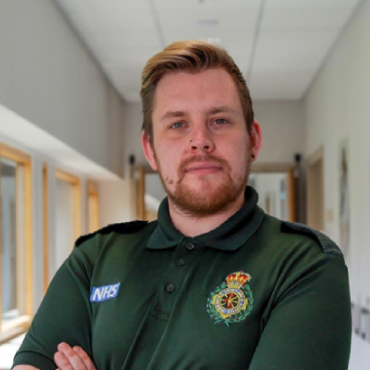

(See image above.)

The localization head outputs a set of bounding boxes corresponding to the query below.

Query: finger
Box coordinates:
[54,351,73,370]
[57,342,88,370]
[73,347,97,370]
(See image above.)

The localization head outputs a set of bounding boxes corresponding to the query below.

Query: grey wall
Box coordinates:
[0,0,124,177]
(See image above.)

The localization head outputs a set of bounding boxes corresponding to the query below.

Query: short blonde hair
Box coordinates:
[140,40,254,143]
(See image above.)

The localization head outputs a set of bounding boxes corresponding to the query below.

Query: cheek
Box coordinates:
[157,153,179,179]
[228,141,250,174]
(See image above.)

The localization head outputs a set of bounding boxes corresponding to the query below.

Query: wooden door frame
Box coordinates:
[306,147,324,230]
[251,162,297,222]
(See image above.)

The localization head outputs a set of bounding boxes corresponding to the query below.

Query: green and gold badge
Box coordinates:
[206,271,254,326]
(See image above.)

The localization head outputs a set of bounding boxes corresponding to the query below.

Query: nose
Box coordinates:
[189,126,215,153]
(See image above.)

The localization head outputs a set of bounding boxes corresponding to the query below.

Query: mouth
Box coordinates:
[184,162,223,175]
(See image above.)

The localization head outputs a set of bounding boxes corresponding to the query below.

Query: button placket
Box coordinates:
[151,240,199,319]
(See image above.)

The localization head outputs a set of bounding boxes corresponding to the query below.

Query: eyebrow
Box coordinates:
[159,106,239,122]
[160,110,187,122]
[207,106,239,116]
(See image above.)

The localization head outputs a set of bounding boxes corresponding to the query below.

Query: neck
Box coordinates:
[168,192,246,237]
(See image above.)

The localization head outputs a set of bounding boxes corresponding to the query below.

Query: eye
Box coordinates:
[170,122,184,129]
[214,118,228,125]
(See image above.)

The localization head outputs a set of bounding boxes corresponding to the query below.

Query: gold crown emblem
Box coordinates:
[225,271,251,287]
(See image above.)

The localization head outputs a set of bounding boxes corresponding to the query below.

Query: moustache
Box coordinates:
[178,155,231,175]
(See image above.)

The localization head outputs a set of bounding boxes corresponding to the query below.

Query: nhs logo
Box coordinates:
[90,283,121,302]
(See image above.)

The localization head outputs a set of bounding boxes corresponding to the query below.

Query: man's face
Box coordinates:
[142,67,261,216]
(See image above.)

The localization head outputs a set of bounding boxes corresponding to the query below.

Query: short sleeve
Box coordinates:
[12,244,95,370]
[249,253,351,370]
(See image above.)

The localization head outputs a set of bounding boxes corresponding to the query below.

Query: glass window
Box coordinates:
[0,143,33,341]
[1,158,19,323]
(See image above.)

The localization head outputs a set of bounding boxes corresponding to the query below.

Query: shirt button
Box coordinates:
[165,283,175,293]
[175,259,185,267]
[185,242,195,251]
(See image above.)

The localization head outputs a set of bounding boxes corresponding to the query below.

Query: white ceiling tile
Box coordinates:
[249,70,314,100]
[251,57,322,72]
[91,31,162,50]
[56,0,362,100]
[154,0,261,11]
[162,26,256,44]
[262,9,351,30]
[157,8,259,27]
[64,9,157,32]
[265,0,361,11]
[102,47,161,65]
[87,0,150,11]
[254,29,338,60]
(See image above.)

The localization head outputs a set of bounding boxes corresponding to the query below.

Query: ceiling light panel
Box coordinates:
[197,19,219,26]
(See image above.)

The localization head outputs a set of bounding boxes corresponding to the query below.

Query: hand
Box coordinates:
[54,342,97,370]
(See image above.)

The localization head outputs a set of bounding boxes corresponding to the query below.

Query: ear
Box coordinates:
[249,119,263,160]
[141,131,158,171]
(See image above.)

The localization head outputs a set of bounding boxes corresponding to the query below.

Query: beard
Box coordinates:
[155,152,251,217]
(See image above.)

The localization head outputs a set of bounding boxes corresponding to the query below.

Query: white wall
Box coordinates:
[303,0,370,368]
[0,0,124,177]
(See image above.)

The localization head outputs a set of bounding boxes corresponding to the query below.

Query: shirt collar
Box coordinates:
[146,186,265,251]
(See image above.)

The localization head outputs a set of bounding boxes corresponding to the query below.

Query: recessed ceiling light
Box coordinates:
[199,0,219,4]
[200,37,222,45]
[197,19,219,26]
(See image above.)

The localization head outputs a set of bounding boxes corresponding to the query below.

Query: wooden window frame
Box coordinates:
[87,181,100,233]
[306,147,325,230]
[0,142,33,344]
[55,168,82,242]
[42,164,49,294]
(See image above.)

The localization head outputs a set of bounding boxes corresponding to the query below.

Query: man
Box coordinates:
[13,40,351,370]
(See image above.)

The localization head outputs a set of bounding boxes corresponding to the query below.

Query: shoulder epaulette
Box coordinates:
[281,220,344,258]
[75,220,148,247]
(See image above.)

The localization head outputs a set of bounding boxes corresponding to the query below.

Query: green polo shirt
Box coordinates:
[12,186,351,370]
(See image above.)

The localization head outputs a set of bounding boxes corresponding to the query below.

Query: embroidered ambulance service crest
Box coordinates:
[206,271,254,326]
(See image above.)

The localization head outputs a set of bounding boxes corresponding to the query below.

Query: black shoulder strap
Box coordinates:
[75,220,148,247]
[281,221,344,258]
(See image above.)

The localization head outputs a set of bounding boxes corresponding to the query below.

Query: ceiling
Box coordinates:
[55,0,363,102]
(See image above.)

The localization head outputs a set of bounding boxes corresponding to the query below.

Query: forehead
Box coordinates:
[152,68,242,117]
